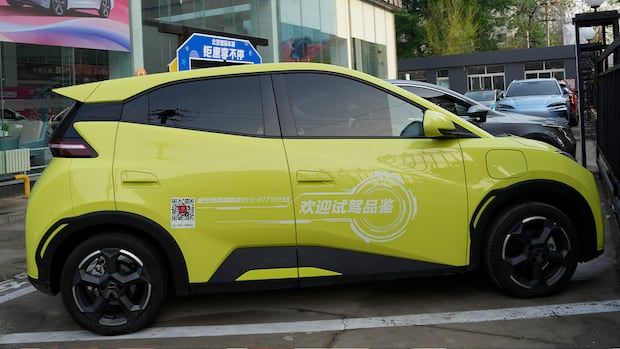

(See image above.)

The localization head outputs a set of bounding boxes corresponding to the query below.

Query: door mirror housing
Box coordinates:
[423,110,456,138]
[467,104,489,123]
[498,91,505,99]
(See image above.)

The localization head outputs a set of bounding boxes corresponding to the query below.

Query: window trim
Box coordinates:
[272,71,429,139]
[120,73,281,138]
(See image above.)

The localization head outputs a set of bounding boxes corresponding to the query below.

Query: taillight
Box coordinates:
[48,138,97,158]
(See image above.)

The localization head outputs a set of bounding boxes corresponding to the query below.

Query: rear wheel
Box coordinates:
[60,233,166,335]
[484,202,579,297]
[98,0,111,18]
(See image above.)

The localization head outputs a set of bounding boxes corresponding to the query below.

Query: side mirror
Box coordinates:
[467,104,489,123]
[498,91,505,99]
[423,110,456,138]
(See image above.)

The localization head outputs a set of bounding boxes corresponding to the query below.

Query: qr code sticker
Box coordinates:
[171,197,195,229]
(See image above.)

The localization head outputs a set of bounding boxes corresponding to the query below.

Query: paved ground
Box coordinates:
[0,136,619,348]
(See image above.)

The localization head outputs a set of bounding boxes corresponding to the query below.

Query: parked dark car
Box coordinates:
[390,80,576,156]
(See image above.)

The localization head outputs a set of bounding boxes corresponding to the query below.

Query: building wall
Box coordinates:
[398,46,577,93]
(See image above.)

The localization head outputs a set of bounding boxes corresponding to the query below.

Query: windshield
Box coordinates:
[465,91,495,101]
[506,80,560,97]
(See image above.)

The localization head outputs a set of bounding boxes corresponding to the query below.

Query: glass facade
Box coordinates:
[0,42,127,175]
[277,0,347,67]
[141,0,396,76]
[142,0,276,73]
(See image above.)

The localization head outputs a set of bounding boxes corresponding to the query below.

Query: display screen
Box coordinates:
[0,0,129,51]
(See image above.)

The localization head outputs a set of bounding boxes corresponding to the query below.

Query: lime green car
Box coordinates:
[26,63,603,335]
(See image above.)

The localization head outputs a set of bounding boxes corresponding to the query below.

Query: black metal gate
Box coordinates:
[596,36,620,210]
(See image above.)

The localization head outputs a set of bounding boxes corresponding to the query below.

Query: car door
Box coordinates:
[113,74,297,285]
[272,73,469,283]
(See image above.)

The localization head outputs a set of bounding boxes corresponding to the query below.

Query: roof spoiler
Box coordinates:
[52,82,101,103]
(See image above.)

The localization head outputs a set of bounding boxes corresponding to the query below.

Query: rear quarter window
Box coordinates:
[122,75,266,136]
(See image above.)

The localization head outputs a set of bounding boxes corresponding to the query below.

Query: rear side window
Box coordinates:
[122,76,265,136]
[52,102,122,139]
[276,73,425,138]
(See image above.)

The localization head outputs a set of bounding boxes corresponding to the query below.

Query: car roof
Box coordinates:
[55,63,396,103]
[510,78,558,83]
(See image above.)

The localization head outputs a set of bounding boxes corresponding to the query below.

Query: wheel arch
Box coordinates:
[470,179,598,269]
[36,211,189,296]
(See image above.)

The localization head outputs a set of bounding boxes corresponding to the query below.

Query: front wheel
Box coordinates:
[484,202,579,297]
[50,0,66,16]
[60,233,166,335]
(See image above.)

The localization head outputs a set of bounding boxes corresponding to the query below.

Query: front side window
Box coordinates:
[123,76,265,136]
[278,73,425,137]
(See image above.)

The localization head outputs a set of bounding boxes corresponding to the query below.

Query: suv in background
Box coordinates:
[497,79,571,125]
[391,80,576,156]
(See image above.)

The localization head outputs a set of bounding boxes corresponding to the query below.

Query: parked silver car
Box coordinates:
[497,79,570,124]
[7,0,113,18]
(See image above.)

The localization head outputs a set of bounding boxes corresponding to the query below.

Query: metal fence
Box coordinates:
[596,36,620,208]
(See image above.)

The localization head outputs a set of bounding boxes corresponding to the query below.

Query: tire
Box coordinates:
[6,0,24,7]
[50,0,66,16]
[60,233,166,335]
[484,202,579,298]
[98,0,111,18]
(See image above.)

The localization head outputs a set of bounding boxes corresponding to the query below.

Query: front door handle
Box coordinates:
[297,170,333,183]
[121,171,159,184]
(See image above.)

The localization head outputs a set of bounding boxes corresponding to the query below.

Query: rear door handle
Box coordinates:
[296,170,333,183]
[121,171,159,184]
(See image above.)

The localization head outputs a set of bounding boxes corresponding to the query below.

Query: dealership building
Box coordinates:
[0,0,402,179]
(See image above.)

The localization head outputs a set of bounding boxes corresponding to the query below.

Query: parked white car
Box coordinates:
[7,0,113,18]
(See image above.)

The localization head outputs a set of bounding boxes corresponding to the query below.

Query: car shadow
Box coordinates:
[0,4,98,18]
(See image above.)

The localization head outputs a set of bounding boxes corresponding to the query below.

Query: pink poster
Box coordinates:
[0,0,129,51]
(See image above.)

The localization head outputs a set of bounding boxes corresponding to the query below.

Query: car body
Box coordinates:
[465,89,501,110]
[559,80,579,126]
[26,63,603,335]
[7,0,114,17]
[497,79,570,124]
[391,80,576,156]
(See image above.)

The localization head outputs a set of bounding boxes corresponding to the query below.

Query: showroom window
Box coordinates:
[467,65,505,91]
[525,60,565,80]
[277,73,424,138]
[125,76,265,136]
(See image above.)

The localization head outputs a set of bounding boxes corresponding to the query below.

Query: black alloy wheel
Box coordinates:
[485,202,579,297]
[61,233,165,335]
[98,0,111,18]
[51,0,66,16]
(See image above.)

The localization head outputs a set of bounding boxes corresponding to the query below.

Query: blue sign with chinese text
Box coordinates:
[176,33,262,71]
